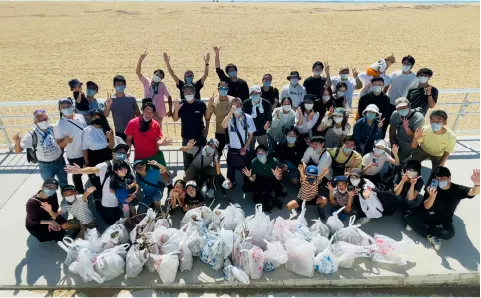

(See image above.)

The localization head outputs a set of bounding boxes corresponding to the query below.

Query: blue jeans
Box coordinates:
[137,191,162,214]
[39,157,68,189]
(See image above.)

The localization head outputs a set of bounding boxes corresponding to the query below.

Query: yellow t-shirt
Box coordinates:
[327,148,363,169]
[209,97,233,134]
[418,125,457,157]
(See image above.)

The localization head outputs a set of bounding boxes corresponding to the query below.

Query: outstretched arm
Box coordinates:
[200,53,210,85]
[136,51,148,80]
[163,53,180,85]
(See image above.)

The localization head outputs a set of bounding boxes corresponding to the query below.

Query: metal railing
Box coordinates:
[0,88,479,152]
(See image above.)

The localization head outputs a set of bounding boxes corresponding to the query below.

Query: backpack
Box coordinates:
[26,127,55,164]
[101,161,114,189]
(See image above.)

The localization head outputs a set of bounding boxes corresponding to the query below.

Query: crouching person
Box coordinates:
[286,165,329,220]
[59,185,97,239]
[167,179,186,214]
[403,167,479,250]
[393,160,424,211]
[327,176,355,216]
[354,182,396,225]
[134,160,167,213]
[181,138,220,186]
[184,181,205,212]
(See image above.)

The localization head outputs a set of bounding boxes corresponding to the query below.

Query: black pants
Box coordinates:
[215,132,227,159]
[67,157,85,194]
[403,210,455,240]
[87,147,112,199]
[100,205,121,225]
[242,176,285,197]
[382,104,396,139]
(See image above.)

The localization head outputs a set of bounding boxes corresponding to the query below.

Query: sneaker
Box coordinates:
[355,217,371,225]
[290,209,298,218]
[427,236,442,251]
[406,224,413,231]
[317,207,326,220]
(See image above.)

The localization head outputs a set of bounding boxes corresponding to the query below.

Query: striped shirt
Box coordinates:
[333,189,350,206]
[297,177,321,200]
[61,195,94,224]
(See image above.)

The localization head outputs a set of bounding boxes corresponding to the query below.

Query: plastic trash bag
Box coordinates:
[161,229,186,254]
[332,241,371,269]
[224,265,250,284]
[101,219,129,250]
[209,204,223,231]
[68,248,102,283]
[370,234,411,265]
[93,244,130,282]
[179,244,193,272]
[181,206,213,227]
[294,224,313,241]
[200,231,227,271]
[310,234,331,255]
[155,218,171,230]
[314,238,338,274]
[326,206,345,235]
[310,219,330,238]
[285,236,315,277]
[130,208,157,243]
[84,228,104,253]
[296,200,308,227]
[221,203,245,231]
[58,237,81,266]
[152,252,180,284]
[332,215,374,246]
[244,245,264,279]
[245,204,273,249]
[263,239,288,271]
[232,234,253,275]
[126,243,149,278]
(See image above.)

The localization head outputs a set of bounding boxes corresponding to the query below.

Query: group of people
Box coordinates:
[15,49,479,252]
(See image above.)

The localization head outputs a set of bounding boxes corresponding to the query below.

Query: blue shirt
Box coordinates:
[137,169,161,197]
[353,117,382,154]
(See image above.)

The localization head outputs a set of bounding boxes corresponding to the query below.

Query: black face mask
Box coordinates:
[73,91,80,100]
[92,118,104,126]
[139,116,151,133]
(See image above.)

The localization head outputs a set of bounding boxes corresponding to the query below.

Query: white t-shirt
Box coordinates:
[358,72,391,96]
[387,70,418,105]
[95,161,119,208]
[21,127,63,162]
[281,84,307,108]
[82,125,109,151]
[359,192,384,219]
[227,114,257,150]
[362,151,395,176]
[54,114,87,159]
[295,111,320,134]
[301,148,333,180]
[330,76,357,107]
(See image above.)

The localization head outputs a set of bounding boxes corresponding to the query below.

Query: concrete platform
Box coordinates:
[0,137,479,290]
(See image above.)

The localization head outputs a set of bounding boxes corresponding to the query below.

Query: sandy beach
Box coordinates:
[0,2,479,102]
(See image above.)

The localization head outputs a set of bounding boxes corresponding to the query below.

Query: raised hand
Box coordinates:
[424,85,432,95]
[65,163,82,174]
[140,51,148,61]
[173,99,183,111]
[40,202,53,213]
[414,127,423,139]
[158,138,173,146]
[401,170,409,182]
[304,137,311,146]
[86,186,96,194]
[185,139,196,150]
[105,93,112,107]
[352,68,359,78]
[208,92,215,106]
[204,53,211,64]
[329,106,334,114]
[391,144,399,155]
[378,118,385,128]
[348,188,357,197]
[307,110,315,121]
[12,132,20,142]
[402,118,410,130]
[105,130,114,140]
[471,169,480,185]
[213,46,221,53]
[344,167,351,176]
[264,121,271,131]
[275,109,280,119]
[242,167,252,177]
[327,181,334,192]
[427,186,438,198]
[410,176,420,185]
[163,52,169,62]
[324,61,330,74]
[271,167,282,180]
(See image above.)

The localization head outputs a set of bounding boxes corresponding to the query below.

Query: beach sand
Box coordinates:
[0,2,479,103]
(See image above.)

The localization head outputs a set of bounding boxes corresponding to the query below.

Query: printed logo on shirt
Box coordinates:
[289,91,303,96]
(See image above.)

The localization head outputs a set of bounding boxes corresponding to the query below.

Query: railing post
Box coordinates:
[452,92,471,132]
[0,117,13,153]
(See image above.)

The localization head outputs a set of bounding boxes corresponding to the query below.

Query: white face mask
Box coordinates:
[304,104,314,111]
[333,116,343,124]
[322,95,330,103]
[65,195,76,203]
[373,148,384,155]
[418,76,429,84]
[336,91,345,97]
[402,65,411,72]
[37,120,50,130]
[350,178,361,186]
[406,170,417,179]
[61,107,74,116]
[282,105,291,112]
[185,94,195,102]
[340,73,349,80]
[372,85,383,94]
[152,75,161,83]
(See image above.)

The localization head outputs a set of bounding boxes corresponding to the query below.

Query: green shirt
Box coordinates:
[250,156,281,178]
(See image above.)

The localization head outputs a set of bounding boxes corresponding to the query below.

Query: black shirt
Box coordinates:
[274,140,306,166]
[314,99,336,121]
[407,86,439,116]
[26,193,60,227]
[416,183,473,223]
[393,174,424,197]
[73,92,90,112]
[185,192,205,206]
[242,99,272,136]
[216,68,249,101]
[177,80,204,100]
[261,86,280,107]
[178,99,207,139]
[302,76,327,99]
[357,92,391,120]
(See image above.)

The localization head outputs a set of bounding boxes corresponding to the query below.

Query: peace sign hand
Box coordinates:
[324,61,330,74]
[414,127,423,140]
[352,68,359,78]
[140,51,148,61]
[378,118,385,128]
[173,99,183,111]
[471,169,480,186]
[105,93,112,107]
[204,53,211,64]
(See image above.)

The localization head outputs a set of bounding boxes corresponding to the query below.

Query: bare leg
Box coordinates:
[286,200,300,210]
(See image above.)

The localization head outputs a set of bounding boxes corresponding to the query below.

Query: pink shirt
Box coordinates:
[140,75,170,117]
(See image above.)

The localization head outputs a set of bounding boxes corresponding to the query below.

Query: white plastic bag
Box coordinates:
[200,231,226,271]
[244,245,264,279]
[181,206,213,227]
[371,234,411,265]
[101,219,129,250]
[179,244,193,272]
[262,239,288,271]
[130,208,157,242]
[296,200,308,227]
[224,265,250,284]
[310,219,330,238]
[161,229,186,254]
[126,243,149,278]
[332,241,371,269]
[209,204,223,232]
[310,234,331,255]
[155,218,171,230]
[245,204,273,249]
[68,248,102,283]
[314,238,338,274]
[152,252,180,284]
[84,228,104,252]
[232,234,253,275]
[285,237,315,277]
[332,216,374,246]
[58,237,81,266]
[221,203,245,231]
[93,244,129,281]
[326,206,345,235]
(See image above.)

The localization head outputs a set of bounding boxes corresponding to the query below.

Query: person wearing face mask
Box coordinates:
[54,98,87,194]
[222,98,256,187]
[59,185,96,239]
[393,160,424,211]
[281,71,307,109]
[163,52,209,101]
[134,160,167,213]
[327,176,356,216]
[68,78,90,117]
[314,86,336,121]
[13,110,68,189]
[407,68,438,116]
[260,74,280,110]
[214,46,249,101]
[65,144,131,225]
[295,96,320,143]
[208,82,235,158]
[84,81,108,119]
[300,136,332,182]
[181,138,220,185]
[357,77,390,138]
[173,84,211,171]
[110,160,138,218]
[243,85,272,151]
[328,66,362,107]
[389,97,425,174]
[303,61,328,100]
[268,97,296,151]
[327,135,362,177]
[25,179,68,242]
[105,75,140,142]
[358,55,396,96]
[184,181,206,212]
[242,145,285,211]
[137,52,173,127]
[317,107,351,148]
[347,168,375,193]
[353,104,383,155]
[410,110,457,178]
[362,139,400,185]
[403,167,480,251]
[81,109,115,169]
[332,82,350,109]
[274,126,306,186]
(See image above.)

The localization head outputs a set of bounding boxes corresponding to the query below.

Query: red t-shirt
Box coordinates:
[124,117,163,160]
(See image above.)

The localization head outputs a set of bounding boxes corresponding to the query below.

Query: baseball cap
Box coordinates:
[374,139,389,149]
[113,143,129,153]
[58,97,73,106]
[207,138,220,148]
[61,185,76,194]
[287,71,301,80]
[68,78,82,90]
[186,180,197,189]
[133,160,146,169]
[86,81,99,90]
[305,165,319,176]
[395,97,410,109]
[349,168,363,178]
[304,94,315,103]
[339,65,349,72]
[249,85,261,94]
[43,178,59,189]
[334,175,348,183]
